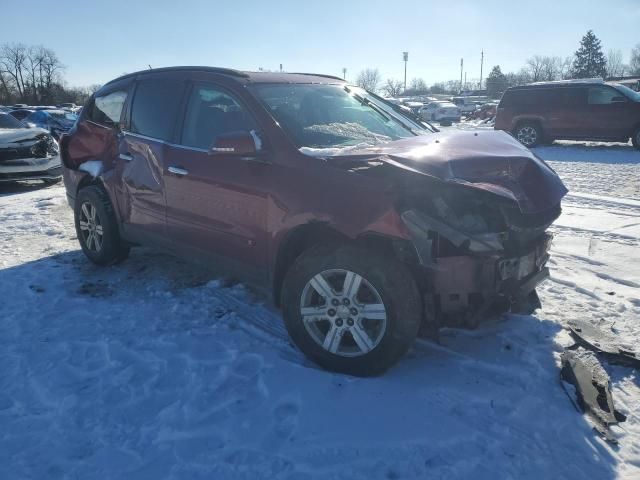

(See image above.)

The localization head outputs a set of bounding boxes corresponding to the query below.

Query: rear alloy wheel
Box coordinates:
[74,185,129,265]
[514,123,542,148]
[79,201,104,253]
[281,245,421,376]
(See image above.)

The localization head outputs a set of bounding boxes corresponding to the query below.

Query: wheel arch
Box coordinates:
[271,223,419,306]
[512,117,545,135]
[76,173,104,196]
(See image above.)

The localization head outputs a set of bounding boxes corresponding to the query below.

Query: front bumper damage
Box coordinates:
[402,209,553,326]
[0,155,62,182]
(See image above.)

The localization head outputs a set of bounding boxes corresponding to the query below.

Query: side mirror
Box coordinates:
[209,131,258,156]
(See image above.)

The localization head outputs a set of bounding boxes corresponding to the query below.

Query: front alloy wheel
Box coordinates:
[300,269,387,357]
[281,245,422,376]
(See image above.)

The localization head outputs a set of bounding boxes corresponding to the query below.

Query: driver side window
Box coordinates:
[181,84,255,150]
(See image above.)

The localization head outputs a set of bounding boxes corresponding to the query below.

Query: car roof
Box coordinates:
[508,78,604,91]
[102,66,346,89]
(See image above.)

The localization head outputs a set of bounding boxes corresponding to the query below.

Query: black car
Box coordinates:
[0,113,62,184]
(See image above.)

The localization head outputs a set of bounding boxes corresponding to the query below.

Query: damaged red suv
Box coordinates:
[60,67,567,375]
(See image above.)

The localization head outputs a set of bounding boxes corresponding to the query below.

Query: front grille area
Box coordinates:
[0,145,34,162]
[0,134,56,162]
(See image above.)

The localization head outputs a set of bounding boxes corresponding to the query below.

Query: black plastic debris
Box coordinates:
[560,347,626,444]
[568,320,640,369]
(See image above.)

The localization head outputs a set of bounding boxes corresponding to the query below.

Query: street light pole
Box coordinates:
[342,67,347,80]
[403,52,408,92]
[480,49,484,90]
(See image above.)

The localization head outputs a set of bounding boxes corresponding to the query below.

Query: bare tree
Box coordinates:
[0,71,15,103]
[409,78,428,93]
[505,69,532,87]
[606,49,626,78]
[0,43,28,100]
[0,43,65,103]
[540,56,563,81]
[356,68,381,93]
[382,78,403,97]
[559,56,573,79]
[629,43,640,76]
[525,55,546,82]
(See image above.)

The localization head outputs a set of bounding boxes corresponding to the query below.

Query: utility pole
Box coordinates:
[464,72,467,90]
[280,64,283,72]
[342,67,347,80]
[403,52,408,92]
[480,49,484,90]
[460,58,464,93]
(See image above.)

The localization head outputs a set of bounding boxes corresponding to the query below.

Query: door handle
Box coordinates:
[119,153,133,162]
[168,166,189,176]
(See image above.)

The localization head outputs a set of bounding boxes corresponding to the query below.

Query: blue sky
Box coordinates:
[1,0,639,87]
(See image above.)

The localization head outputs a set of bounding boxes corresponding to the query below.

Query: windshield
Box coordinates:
[611,83,640,102]
[0,113,25,129]
[250,84,428,155]
[48,111,78,124]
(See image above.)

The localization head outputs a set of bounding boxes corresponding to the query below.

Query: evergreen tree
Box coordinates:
[570,30,607,79]
[486,65,508,98]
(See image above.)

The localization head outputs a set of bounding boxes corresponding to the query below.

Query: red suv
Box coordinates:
[495,79,640,149]
[60,67,567,375]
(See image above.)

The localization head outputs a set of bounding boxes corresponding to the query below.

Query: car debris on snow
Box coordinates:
[560,347,627,444]
[568,319,640,369]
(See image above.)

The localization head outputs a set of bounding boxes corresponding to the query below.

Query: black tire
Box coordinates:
[281,244,422,376]
[74,185,129,266]
[513,122,543,148]
[632,126,640,150]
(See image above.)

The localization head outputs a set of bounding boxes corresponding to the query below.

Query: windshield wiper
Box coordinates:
[346,86,419,135]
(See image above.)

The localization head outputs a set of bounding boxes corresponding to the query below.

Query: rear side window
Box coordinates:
[131,79,184,141]
[89,91,127,126]
[562,88,586,107]
[88,90,127,127]
[501,88,565,108]
[588,86,623,105]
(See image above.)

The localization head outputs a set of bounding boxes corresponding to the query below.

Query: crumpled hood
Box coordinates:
[332,130,568,214]
[0,127,50,145]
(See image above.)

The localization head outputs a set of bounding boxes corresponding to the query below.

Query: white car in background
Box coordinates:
[419,101,461,124]
[451,96,478,116]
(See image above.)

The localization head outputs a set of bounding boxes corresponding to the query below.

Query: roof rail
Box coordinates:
[287,72,346,81]
[103,66,249,86]
[529,78,603,86]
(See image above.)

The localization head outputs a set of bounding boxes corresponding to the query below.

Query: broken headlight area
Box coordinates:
[401,184,560,259]
[399,185,559,327]
[30,134,59,158]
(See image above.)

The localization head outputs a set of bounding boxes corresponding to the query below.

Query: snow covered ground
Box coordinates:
[1,135,639,479]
